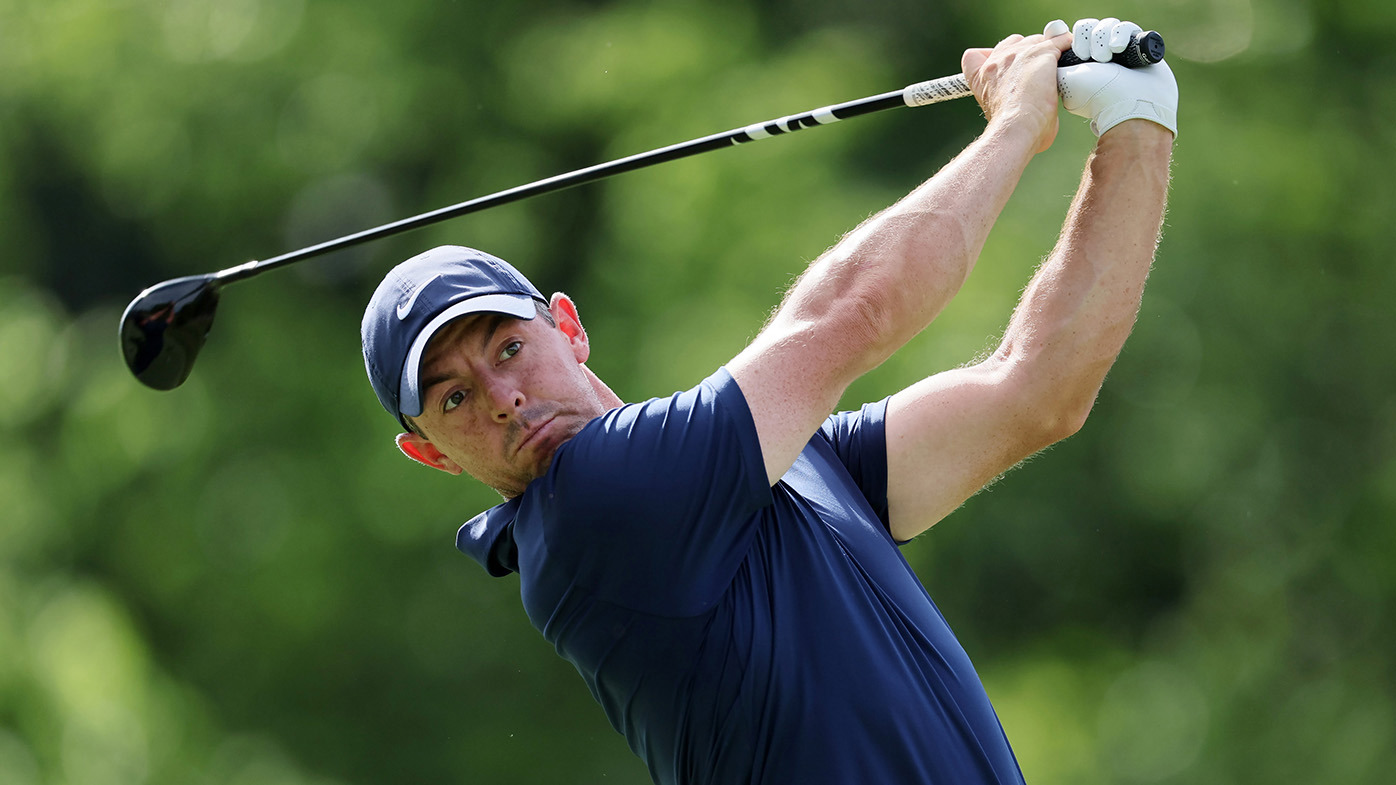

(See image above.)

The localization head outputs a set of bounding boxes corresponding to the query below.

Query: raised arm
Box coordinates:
[885,121,1173,540]
[884,20,1178,540]
[728,28,1073,485]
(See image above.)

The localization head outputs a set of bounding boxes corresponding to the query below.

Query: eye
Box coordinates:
[443,389,467,413]
[499,341,521,362]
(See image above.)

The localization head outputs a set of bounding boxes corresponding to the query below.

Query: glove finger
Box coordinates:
[1072,18,1098,60]
[1043,18,1070,37]
[1092,17,1120,62]
[1109,20,1141,53]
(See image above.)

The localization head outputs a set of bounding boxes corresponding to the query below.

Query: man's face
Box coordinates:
[406,301,607,496]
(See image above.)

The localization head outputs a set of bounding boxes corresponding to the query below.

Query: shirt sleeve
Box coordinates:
[819,398,892,531]
[532,367,774,617]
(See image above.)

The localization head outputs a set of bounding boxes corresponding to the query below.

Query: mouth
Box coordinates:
[514,415,558,458]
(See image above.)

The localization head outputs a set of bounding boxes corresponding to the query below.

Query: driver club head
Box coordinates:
[119,275,223,390]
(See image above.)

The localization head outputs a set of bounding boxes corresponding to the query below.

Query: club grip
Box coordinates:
[1058,30,1165,68]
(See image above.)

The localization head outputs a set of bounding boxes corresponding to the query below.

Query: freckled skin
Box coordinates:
[400,296,620,498]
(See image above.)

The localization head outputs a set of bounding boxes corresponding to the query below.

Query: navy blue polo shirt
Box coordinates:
[458,368,1023,785]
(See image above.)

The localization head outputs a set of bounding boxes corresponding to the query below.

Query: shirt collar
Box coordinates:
[455,497,520,576]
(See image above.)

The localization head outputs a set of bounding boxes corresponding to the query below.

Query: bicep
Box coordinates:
[884,358,1060,540]
[728,320,864,486]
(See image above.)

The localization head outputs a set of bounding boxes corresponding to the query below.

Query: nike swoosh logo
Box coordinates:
[397,274,442,320]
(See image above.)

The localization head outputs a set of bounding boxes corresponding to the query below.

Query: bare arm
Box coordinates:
[727,33,1069,484]
[728,122,1039,483]
[886,120,1173,541]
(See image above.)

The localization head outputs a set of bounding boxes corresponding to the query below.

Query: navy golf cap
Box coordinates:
[362,245,547,428]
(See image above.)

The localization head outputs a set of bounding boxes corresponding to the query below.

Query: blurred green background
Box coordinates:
[2,0,1394,782]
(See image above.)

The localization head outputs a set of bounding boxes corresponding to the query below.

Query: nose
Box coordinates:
[482,376,524,422]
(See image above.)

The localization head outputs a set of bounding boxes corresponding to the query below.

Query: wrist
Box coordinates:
[982,110,1052,158]
[1098,119,1175,152]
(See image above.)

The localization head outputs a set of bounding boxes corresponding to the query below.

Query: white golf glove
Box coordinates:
[1052,17,1178,138]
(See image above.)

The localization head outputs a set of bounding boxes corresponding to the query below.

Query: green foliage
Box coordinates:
[2,0,1394,782]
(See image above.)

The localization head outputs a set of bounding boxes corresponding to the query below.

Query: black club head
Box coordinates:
[120,275,223,390]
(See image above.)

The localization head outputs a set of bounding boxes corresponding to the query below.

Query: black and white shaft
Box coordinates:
[119,31,1162,391]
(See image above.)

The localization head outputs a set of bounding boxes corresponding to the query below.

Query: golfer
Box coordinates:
[361,17,1176,785]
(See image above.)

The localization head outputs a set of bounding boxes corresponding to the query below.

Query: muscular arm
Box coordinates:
[729,122,1039,483]
[728,33,1069,486]
[886,120,1173,540]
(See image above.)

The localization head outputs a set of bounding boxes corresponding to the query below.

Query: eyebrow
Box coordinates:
[418,314,510,397]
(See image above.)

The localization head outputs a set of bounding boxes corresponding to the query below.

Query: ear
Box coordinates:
[395,432,464,475]
[548,292,590,363]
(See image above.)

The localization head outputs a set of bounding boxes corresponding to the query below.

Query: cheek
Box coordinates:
[446,437,503,482]
[546,365,592,405]
[428,413,494,461]
[528,349,580,395]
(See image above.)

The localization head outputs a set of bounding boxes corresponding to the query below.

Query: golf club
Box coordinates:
[120,31,1164,391]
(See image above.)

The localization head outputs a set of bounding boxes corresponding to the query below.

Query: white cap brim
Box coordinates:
[397,294,539,419]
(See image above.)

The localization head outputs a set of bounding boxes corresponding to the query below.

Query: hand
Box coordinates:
[961,22,1073,153]
[1058,17,1179,138]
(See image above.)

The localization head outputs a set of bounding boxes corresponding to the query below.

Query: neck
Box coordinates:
[583,365,624,409]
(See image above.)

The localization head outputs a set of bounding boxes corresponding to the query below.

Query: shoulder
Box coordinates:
[550,367,758,473]
[517,369,772,608]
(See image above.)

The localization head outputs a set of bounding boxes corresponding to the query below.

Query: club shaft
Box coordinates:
[219,31,1161,283]
[218,83,946,282]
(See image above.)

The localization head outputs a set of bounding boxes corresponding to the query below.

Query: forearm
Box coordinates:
[996,121,1173,433]
[772,118,1041,377]
[730,31,1071,484]
[732,118,1043,483]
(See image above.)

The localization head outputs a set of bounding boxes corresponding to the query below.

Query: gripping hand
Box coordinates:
[1057,17,1178,137]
